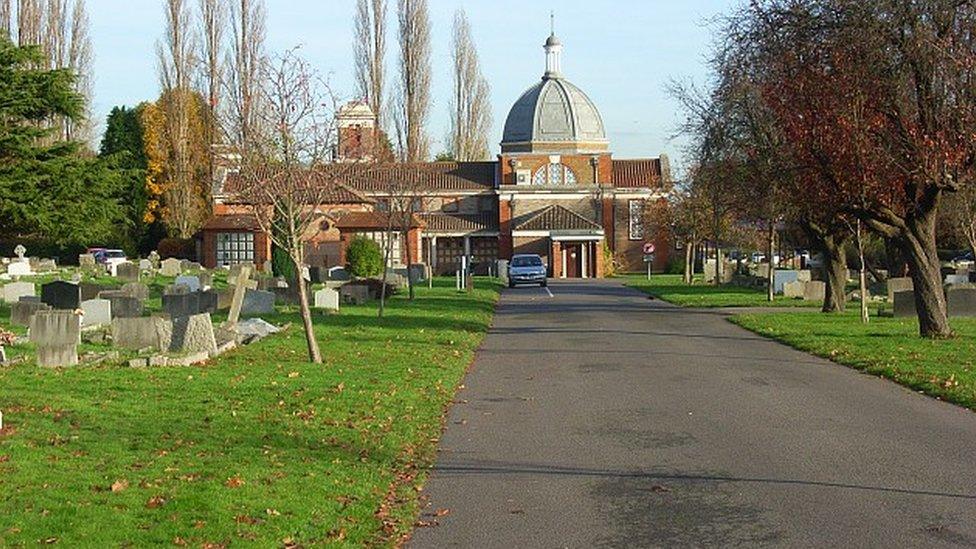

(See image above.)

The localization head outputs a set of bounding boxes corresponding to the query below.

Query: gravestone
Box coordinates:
[99,291,144,318]
[241,289,275,317]
[893,290,917,318]
[227,265,256,324]
[7,261,32,277]
[36,258,56,272]
[80,299,112,328]
[79,254,96,269]
[138,259,153,271]
[169,313,217,355]
[148,250,161,269]
[409,263,428,283]
[163,292,200,318]
[29,310,80,367]
[160,258,182,277]
[79,282,102,301]
[313,288,340,311]
[164,284,191,296]
[14,244,26,259]
[773,270,800,295]
[112,317,170,350]
[198,290,219,314]
[198,271,213,289]
[10,301,50,326]
[945,274,969,286]
[227,263,254,285]
[121,282,149,301]
[498,260,509,284]
[327,266,350,281]
[887,277,914,302]
[2,281,35,303]
[340,284,369,305]
[783,281,806,299]
[116,262,140,282]
[803,281,826,302]
[174,275,201,292]
[41,281,81,310]
[947,288,976,318]
[308,266,325,284]
[797,270,812,283]
[217,289,234,310]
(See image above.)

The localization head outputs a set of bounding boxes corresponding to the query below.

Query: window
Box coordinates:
[216,232,255,266]
[628,200,645,241]
[360,231,403,266]
[532,163,577,186]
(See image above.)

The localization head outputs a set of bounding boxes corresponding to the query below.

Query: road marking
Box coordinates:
[543,287,554,298]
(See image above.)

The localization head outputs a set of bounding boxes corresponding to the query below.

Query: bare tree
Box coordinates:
[198,0,226,186]
[394,0,431,162]
[227,0,266,149]
[64,0,92,142]
[448,9,491,161]
[17,0,43,47]
[236,50,343,364]
[354,0,386,129]
[0,0,11,38]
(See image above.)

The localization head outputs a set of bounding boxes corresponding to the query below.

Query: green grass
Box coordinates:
[731,311,976,410]
[623,274,822,308]
[0,277,500,547]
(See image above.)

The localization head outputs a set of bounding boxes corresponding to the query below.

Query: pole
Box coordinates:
[647,260,651,280]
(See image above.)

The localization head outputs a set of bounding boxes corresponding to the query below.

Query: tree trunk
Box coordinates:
[899,215,952,338]
[714,245,723,286]
[822,233,848,313]
[379,230,393,318]
[294,262,322,363]
[856,220,869,324]
[683,240,693,284]
[405,226,415,300]
[766,222,775,302]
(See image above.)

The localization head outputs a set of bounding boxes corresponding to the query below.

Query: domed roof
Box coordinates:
[501,76,608,150]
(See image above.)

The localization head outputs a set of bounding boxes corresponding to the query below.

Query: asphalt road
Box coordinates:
[409,280,976,548]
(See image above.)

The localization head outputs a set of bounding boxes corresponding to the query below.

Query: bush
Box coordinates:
[346,236,384,278]
[667,256,685,275]
[272,245,296,281]
[157,238,196,260]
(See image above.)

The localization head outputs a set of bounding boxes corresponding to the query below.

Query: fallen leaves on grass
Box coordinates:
[110,479,129,493]
[145,495,166,509]
[224,476,245,488]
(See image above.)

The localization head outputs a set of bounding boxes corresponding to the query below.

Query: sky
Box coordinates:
[88,0,738,170]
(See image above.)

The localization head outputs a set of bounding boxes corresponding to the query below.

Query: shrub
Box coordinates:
[157,238,196,260]
[346,236,383,278]
[272,245,296,281]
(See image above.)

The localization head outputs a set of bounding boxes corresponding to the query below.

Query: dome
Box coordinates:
[501,76,608,151]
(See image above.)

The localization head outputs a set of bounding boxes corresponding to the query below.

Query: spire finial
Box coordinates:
[550,11,554,35]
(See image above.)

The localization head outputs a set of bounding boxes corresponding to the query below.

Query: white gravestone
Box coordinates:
[2,281,35,303]
[80,299,112,328]
[314,288,340,311]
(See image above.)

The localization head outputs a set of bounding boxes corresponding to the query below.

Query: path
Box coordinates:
[410,279,976,547]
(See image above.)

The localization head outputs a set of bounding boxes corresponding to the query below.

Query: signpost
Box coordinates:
[643,243,656,280]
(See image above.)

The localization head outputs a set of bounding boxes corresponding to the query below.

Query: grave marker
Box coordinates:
[41,281,81,310]
[313,288,340,311]
[29,310,80,367]
[80,299,112,328]
[2,281,34,303]
[160,258,182,277]
[10,301,50,326]
[947,288,976,317]
[227,265,257,324]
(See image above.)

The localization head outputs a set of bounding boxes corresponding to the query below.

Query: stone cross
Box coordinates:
[13,244,25,259]
[227,265,257,325]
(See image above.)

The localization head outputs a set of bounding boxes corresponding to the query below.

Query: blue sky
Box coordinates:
[89,0,737,168]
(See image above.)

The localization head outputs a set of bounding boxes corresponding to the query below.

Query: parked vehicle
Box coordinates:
[508,254,548,288]
[750,252,781,266]
[951,251,974,269]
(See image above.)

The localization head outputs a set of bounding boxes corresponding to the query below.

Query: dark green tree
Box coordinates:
[99,105,148,169]
[346,236,384,278]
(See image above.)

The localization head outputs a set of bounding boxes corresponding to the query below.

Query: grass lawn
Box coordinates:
[0,277,499,547]
[731,311,976,410]
[623,274,821,308]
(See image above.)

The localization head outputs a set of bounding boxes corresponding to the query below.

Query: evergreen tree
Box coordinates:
[100,105,148,169]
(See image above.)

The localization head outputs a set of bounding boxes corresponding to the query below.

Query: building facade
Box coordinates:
[201,32,670,277]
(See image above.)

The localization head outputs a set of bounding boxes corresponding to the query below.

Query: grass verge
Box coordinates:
[731,311,976,410]
[623,274,821,308]
[0,277,499,547]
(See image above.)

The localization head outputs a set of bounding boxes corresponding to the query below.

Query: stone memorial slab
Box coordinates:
[241,289,275,317]
[308,266,325,284]
[169,313,217,355]
[10,301,50,326]
[160,258,182,277]
[41,281,81,310]
[408,263,428,283]
[887,277,914,302]
[29,310,80,367]
[164,284,191,296]
[7,261,31,276]
[163,292,201,318]
[340,284,369,305]
[14,244,26,259]
[115,262,139,282]
[112,317,169,350]
[893,290,917,318]
[78,254,96,269]
[198,272,213,288]
[783,281,806,299]
[327,266,350,281]
[314,288,340,311]
[797,270,812,283]
[79,282,101,301]
[227,263,254,285]
[774,270,800,295]
[100,291,144,318]
[198,290,218,314]
[803,281,826,302]
[945,274,969,286]
[121,282,149,301]
[139,259,153,271]
[18,295,40,303]
[217,289,233,310]
[148,250,161,269]
[174,275,201,292]
[36,258,56,272]
[80,299,112,328]
[2,281,34,303]
[948,288,976,317]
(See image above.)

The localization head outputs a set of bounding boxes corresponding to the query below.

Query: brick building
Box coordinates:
[200,31,670,277]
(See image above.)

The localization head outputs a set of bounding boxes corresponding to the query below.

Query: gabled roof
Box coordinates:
[201,214,261,231]
[513,205,603,232]
[335,162,496,192]
[418,212,499,233]
[612,159,663,188]
[222,172,374,204]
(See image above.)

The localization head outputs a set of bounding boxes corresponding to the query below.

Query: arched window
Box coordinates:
[532,163,577,186]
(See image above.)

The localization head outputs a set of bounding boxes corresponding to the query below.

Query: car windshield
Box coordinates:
[511,256,542,267]
[105,250,126,259]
